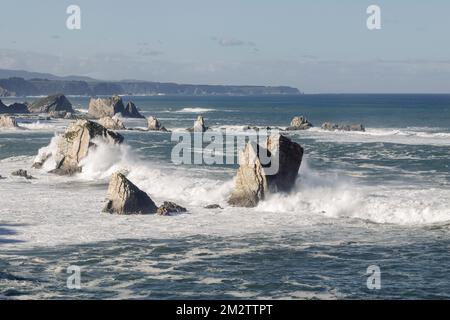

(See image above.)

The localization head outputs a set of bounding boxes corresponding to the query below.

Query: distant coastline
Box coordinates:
[0,68,301,97]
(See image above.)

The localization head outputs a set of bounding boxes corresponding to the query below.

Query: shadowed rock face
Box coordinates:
[228,134,304,208]
[124,101,145,118]
[28,94,73,113]
[0,101,29,114]
[286,116,313,131]
[50,120,123,175]
[98,116,126,130]
[88,96,125,119]
[0,115,18,128]
[147,116,167,131]
[103,172,158,215]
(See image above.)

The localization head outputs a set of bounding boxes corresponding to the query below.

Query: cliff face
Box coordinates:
[0,77,301,97]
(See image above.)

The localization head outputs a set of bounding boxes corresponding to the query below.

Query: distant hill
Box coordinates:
[0,69,301,97]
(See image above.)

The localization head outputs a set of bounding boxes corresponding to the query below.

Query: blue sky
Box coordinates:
[1,0,450,93]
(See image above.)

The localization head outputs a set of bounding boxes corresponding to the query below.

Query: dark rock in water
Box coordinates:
[88,95,125,119]
[124,101,145,118]
[43,119,123,175]
[103,172,158,215]
[286,116,313,131]
[147,116,168,132]
[187,115,208,132]
[7,103,29,114]
[28,94,74,113]
[321,122,365,132]
[0,115,19,128]
[157,202,187,216]
[228,134,303,207]
[204,204,223,209]
[11,169,34,179]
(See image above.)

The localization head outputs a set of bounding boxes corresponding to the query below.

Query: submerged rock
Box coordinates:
[28,94,74,113]
[48,119,123,175]
[286,116,313,131]
[124,101,145,118]
[147,116,168,132]
[187,115,208,132]
[11,169,34,179]
[0,115,19,128]
[157,202,187,216]
[98,116,126,130]
[321,122,365,132]
[103,172,158,215]
[204,204,223,209]
[228,134,303,207]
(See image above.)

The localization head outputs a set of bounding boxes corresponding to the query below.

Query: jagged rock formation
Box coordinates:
[228,134,303,207]
[103,172,158,215]
[157,202,187,216]
[0,115,19,128]
[125,102,145,118]
[187,115,208,132]
[44,120,123,175]
[286,116,313,131]
[147,116,167,131]
[321,122,365,132]
[28,94,74,113]
[98,116,126,130]
[88,96,144,119]
[0,100,29,114]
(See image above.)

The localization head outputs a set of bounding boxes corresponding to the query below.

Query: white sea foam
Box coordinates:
[176,107,216,113]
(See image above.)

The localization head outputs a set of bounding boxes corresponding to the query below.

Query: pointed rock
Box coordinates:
[187,115,207,132]
[28,94,73,113]
[103,172,157,215]
[48,120,123,175]
[124,101,145,118]
[147,116,167,131]
[228,134,303,207]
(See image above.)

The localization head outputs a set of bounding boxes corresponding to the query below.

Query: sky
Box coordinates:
[1,0,450,93]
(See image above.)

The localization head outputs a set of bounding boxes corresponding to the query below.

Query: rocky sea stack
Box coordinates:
[147,116,167,131]
[228,134,303,207]
[28,94,74,113]
[34,119,123,175]
[88,96,144,119]
[98,116,126,130]
[286,116,313,131]
[103,172,158,215]
[188,115,208,132]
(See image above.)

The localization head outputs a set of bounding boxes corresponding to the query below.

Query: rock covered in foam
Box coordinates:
[103,172,158,215]
[37,119,124,175]
[98,116,126,130]
[157,201,187,216]
[228,134,303,207]
[321,122,365,132]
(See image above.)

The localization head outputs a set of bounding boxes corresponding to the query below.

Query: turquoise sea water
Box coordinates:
[0,94,449,299]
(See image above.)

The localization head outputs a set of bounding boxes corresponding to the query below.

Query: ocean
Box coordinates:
[0,94,449,299]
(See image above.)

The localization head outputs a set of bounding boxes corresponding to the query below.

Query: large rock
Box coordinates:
[124,101,145,118]
[187,115,208,132]
[228,134,303,207]
[28,94,73,113]
[98,116,125,130]
[103,172,158,215]
[88,95,125,119]
[286,116,313,131]
[0,115,19,128]
[48,120,123,175]
[321,122,365,132]
[0,100,28,114]
[147,116,167,132]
